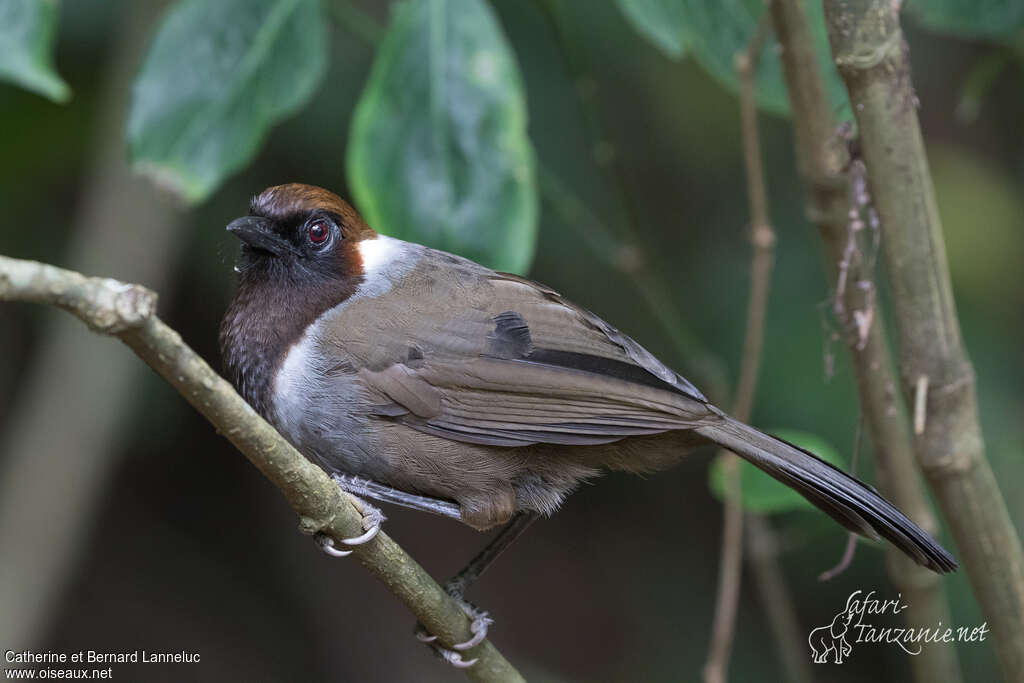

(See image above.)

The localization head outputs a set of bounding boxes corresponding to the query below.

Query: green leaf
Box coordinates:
[347,0,538,274]
[708,429,846,514]
[614,0,691,58]
[906,0,1024,40]
[0,0,70,102]
[128,0,327,203]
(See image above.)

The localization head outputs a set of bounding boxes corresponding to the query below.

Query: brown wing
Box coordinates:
[490,272,706,401]
[323,253,711,447]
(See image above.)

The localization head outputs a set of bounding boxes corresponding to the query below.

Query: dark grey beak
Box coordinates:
[226,216,293,257]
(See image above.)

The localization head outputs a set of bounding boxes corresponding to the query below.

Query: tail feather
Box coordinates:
[697,416,957,574]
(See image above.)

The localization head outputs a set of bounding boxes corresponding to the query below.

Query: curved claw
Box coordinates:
[415,627,438,643]
[316,533,353,557]
[452,612,493,650]
[416,630,479,667]
[415,605,492,661]
[442,651,478,669]
[314,499,384,556]
[341,521,380,546]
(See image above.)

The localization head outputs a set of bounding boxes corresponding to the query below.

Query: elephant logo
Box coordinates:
[808,592,859,664]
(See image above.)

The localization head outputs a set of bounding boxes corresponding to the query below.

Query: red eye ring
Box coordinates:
[308,220,330,245]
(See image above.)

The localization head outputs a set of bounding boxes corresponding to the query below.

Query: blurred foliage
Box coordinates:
[708,429,845,513]
[347,0,537,273]
[127,0,327,202]
[0,0,69,102]
[614,0,690,58]
[930,143,1024,308]
[3,0,1016,267]
[955,46,1018,123]
[907,0,1024,39]
[614,0,848,116]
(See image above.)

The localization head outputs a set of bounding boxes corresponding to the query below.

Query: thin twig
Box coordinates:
[0,255,524,683]
[702,13,776,683]
[745,516,813,683]
[818,534,858,582]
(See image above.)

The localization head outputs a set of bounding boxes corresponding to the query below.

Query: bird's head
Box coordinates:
[221,184,380,413]
[227,183,376,282]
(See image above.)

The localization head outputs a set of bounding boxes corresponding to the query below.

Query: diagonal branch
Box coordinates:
[0,255,524,683]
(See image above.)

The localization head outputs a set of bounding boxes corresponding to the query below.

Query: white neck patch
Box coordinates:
[359,234,400,275]
[355,234,418,299]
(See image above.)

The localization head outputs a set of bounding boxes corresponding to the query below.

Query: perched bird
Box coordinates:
[221,183,955,659]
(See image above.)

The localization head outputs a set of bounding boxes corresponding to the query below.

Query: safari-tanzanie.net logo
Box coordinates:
[808,590,988,664]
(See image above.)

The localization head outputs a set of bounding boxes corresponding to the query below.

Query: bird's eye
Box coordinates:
[307,220,330,246]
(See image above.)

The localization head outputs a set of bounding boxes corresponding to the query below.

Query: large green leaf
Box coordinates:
[906,0,1024,39]
[614,0,691,58]
[347,0,538,274]
[0,0,70,102]
[709,429,846,514]
[128,0,327,203]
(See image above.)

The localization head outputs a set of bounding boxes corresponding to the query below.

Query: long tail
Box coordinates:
[696,415,957,574]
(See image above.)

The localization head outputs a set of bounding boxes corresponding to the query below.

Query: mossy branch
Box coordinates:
[821,1,1024,679]
[0,254,524,683]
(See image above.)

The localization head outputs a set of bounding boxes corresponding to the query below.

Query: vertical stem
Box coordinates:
[823,0,1024,679]
[745,516,813,683]
[703,16,777,683]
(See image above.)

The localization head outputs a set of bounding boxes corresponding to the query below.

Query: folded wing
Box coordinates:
[344,270,711,447]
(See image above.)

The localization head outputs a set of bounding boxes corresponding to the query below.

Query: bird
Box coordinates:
[220,183,956,662]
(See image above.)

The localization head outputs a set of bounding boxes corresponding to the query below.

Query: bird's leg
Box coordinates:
[332,473,463,520]
[316,474,463,557]
[445,511,539,598]
[416,512,539,667]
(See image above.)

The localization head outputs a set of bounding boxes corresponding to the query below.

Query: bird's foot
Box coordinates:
[414,589,494,667]
[314,496,385,557]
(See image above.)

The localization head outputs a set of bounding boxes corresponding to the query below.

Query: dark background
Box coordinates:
[1,1,1022,681]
